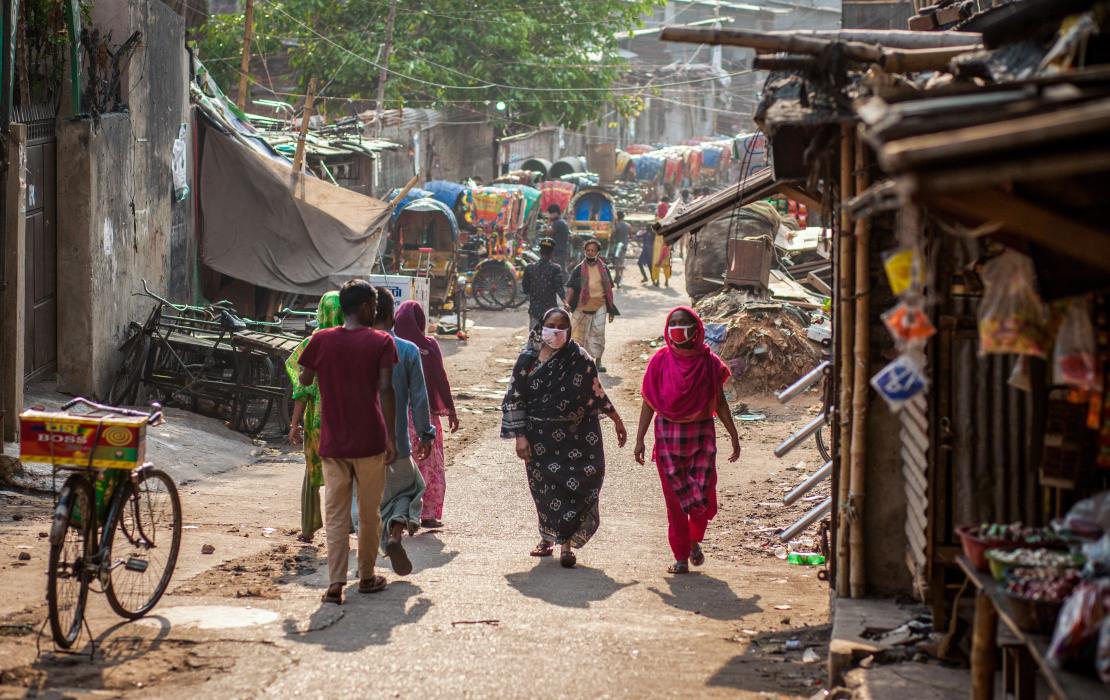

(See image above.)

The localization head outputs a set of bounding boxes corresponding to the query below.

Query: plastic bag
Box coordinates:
[977,250,1047,357]
[1053,297,1097,390]
[171,123,189,202]
[1048,580,1109,666]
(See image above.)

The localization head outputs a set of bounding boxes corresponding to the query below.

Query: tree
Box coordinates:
[197,0,662,128]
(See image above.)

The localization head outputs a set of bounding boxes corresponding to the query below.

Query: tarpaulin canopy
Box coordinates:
[423,180,467,209]
[394,197,459,240]
[197,114,389,295]
[386,187,434,222]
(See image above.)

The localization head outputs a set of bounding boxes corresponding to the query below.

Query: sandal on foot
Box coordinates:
[560,550,577,569]
[667,561,690,575]
[530,541,554,557]
[420,518,443,529]
[321,584,343,605]
[358,575,388,594]
[690,543,705,567]
[386,540,413,576]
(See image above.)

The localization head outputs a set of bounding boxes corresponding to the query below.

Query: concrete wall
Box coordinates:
[423,122,496,184]
[1,126,28,439]
[56,0,190,397]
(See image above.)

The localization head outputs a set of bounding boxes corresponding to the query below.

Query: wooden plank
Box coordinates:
[804,272,833,296]
[880,97,1110,172]
[906,148,1110,193]
[777,184,824,213]
[922,188,1110,273]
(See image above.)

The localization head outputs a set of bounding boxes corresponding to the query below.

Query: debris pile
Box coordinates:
[697,291,824,396]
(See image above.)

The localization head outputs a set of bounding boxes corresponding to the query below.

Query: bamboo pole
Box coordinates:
[835,124,854,598]
[373,0,398,137]
[235,0,255,112]
[849,133,871,599]
[291,77,318,176]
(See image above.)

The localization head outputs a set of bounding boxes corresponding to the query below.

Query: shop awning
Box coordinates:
[654,168,802,243]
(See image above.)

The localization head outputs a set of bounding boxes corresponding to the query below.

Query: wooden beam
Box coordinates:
[922,187,1110,272]
[805,272,833,296]
[879,97,1110,172]
[903,149,1110,194]
[776,184,823,213]
[235,0,255,112]
[766,29,982,49]
[291,77,318,177]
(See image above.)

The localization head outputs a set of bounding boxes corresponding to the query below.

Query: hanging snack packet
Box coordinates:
[882,301,936,347]
[1053,297,1098,390]
[977,249,1048,357]
[871,353,929,412]
[882,247,918,296]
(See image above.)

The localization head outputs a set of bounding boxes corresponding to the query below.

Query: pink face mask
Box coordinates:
[668,324,696,345]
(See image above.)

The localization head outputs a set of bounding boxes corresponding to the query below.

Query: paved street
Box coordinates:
[0,268,830,699]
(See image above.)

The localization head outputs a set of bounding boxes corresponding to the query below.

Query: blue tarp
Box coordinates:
[395,197,459,239]
[423,180,467,210]
[573,191,614,223]
[387,188,434,221]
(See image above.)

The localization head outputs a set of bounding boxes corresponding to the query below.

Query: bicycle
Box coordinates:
[20,398,182,650]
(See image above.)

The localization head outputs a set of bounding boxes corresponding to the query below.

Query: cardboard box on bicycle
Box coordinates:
[18,411,147,469]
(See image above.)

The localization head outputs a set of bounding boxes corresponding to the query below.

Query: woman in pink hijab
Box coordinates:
[395,300,459,527]
[634,306,741,574]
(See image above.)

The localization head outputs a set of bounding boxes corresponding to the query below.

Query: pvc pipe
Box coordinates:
[776,360,830,404]
[773,412,826,459]
[783,460,833,506]
[779,497,832,543]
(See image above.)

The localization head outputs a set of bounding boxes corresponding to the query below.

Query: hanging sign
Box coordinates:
[871,354,928,412]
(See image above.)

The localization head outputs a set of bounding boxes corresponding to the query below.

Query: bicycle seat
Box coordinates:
[219,309,248,332]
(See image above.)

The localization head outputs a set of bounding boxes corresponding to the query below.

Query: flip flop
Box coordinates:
[321,585,343,605]
[530,542,554,557]
[386,540,413,576]
[667,561,690,575]
[690,543,705,567]
[358,575,388,594]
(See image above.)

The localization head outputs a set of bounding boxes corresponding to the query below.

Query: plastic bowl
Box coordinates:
[956,525,1018,572]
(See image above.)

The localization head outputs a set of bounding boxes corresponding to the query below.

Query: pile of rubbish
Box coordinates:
[699,291,825,396]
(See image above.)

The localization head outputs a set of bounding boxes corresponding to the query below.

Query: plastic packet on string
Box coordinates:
[882,247,918,296]
[977,249,1048,357]
[882,301,936,347]
[871,352,928,412]
[1053,297,1097,390]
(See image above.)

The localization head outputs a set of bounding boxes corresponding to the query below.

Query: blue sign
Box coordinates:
[871,355,927,411]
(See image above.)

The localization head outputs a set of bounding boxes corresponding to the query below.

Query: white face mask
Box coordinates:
[541,326,568,349]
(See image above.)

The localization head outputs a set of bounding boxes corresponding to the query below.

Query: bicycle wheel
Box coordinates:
[48,474,94,649]
[472,262,518,310]
[105,469,182,619]
[816,426,831,463]
[232,354,276,435]
[107,331,150,406]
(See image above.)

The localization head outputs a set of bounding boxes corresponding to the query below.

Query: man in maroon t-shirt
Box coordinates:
[297,279,398,604]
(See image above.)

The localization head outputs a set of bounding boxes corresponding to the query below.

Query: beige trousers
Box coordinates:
[323,455,386,584]
[571,305,608,360]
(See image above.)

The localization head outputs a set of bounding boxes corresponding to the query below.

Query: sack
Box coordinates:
[1053,297,1098,390]
[978,250,1048,357]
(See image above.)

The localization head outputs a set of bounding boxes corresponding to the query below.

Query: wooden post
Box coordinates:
[291,77,318,177]
[971,591,998,700]
[849,133,870,599]
[835,124,854,598]
[235,0,255,112]
[373,0,398,137]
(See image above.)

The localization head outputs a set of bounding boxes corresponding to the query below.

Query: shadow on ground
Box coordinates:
[505,563,636,609]
[647,573,763,621]
[282,581,431,651]
[707,623,831,695]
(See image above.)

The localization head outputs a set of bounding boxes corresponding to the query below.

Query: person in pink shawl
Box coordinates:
[634,307,741,574]
[394,301,459,527]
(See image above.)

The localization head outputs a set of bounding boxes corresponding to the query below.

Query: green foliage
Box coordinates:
[196,0,662,128]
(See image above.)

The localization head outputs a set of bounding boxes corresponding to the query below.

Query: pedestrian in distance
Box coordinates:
[545,203,571,270]
[565,238,619,373]
[521,237,566,335]
[636,227,654,283]
[501,308,628,568]
[656,195,671,221]
[609,211,632,288]
[634,306,741,575]
[650,230,672,287]
[286,291,342,542]
[394,300,459,529]
[294,279,398,605]
[351,287,436,577]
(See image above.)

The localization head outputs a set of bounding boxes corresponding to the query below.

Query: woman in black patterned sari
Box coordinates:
[502,308,627,568]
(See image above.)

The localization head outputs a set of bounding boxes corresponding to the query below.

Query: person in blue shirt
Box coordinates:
[352,286,436,576]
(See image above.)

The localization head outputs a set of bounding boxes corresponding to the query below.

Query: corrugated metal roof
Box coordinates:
[358,108,446,131]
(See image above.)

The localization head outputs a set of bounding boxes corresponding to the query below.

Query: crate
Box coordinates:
[19,411,147,470]
[725,237,773,290]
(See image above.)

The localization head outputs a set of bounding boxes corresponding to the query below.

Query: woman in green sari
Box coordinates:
[286,292,343,541]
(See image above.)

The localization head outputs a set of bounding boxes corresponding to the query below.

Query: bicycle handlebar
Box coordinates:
[60,397,165,426]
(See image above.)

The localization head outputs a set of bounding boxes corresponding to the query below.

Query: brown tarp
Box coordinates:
[197,117,388,295]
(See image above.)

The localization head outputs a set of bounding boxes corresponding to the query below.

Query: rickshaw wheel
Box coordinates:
[472,262,518,310]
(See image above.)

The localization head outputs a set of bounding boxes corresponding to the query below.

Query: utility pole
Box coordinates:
[373,0,398,137]
[291,77,318,177]
[236,0,255,112]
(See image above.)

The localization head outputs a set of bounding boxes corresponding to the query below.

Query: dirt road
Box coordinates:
[0,266,830,699]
